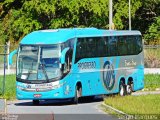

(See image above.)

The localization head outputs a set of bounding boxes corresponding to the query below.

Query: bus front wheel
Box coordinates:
[33,100,39,105]
[73,86,82,104]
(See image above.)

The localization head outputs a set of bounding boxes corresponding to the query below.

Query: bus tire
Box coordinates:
[33,100,39,105]
[127,83,133,95]
[102,95,108,100]
[119,81,126,96]
[73,86,81,104]
[83,96,95,102]
[87,96,95,101]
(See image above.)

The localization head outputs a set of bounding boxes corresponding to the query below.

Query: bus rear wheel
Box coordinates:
[33,100,39,105]
[126,82,133,95]
[119,81,126,96]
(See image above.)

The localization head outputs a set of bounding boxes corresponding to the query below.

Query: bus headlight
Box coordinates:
[52,82,66,89]
[17,85,24,90]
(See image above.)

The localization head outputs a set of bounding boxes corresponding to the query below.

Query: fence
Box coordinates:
[0,43,18,95]
[144,45,160,49]
[144,45,160,68]
[0,45,7,95]
[0,44,18,69]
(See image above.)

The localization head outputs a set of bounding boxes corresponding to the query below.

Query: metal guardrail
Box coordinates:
[144,45,160,49]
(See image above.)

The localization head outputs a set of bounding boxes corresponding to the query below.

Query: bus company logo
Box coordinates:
[125,59,137,67]
[36,88,39,92]
[26,85,31,89]
[103,61,115,90]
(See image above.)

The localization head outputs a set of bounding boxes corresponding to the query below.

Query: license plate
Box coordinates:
[34,94,42,98]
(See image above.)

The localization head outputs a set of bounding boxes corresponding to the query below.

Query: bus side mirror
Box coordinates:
[9,49,17,65]
[60,47,70,64]
[60,47,70,74]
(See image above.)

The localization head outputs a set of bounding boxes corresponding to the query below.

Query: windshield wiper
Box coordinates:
[27,60,34,80]
[39,62,49,82]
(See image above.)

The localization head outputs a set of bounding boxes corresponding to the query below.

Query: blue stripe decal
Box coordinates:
[115,57,120,75]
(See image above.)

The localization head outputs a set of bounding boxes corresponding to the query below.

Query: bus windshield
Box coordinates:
[17,45,61,82]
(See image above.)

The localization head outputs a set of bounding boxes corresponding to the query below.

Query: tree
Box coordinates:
[113,0,141,30]
[144,16,160,45]
[0,0,143,44]
[132,0,160,34]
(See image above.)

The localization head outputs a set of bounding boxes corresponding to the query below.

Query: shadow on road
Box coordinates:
[14,96,103,106]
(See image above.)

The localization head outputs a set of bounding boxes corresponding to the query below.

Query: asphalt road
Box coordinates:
[6,97,119,120]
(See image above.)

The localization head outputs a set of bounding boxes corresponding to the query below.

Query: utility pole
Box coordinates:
[109,0,113,30]
[2,45,7,95]
[7,41,10,71]
[129,0,131,30]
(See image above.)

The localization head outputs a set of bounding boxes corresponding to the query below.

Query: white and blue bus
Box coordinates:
[13,28,144,104]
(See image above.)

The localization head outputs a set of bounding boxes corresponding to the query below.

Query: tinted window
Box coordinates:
[61,38,75,51]
[75,37,106,62]
[108,36,118,56]
[75,35,142,63]
[126,36,135,55]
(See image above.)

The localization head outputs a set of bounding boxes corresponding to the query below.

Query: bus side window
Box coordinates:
[103,37,109,57]
[108,36,118,56]
[127,36,134,55]
[117,36,127,56]
[87,38,96,58]
[75,38,83,62]
[97,38,102,57]
[96,37,104,57]
[135,36,143,54]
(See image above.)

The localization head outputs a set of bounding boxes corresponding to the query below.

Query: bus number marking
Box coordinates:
[78,61,96,70]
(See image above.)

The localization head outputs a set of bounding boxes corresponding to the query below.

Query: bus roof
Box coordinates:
[20,28,141,45]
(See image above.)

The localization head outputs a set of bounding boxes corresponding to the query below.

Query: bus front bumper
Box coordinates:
[16,87,66,100]
[16,81,70,100]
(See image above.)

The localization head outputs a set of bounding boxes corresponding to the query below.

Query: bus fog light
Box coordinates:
[17,93,22,97]
[17,85,24,90]
[52,82,66,89]
[54,92,59,96]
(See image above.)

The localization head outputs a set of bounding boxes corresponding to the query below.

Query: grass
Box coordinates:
[104,95,160,115]
[144,74,160,90]
[0,74,16,100]
[104,74,160,118]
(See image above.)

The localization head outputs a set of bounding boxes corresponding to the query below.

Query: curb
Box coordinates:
[132,91,160,96]
[101,102,129,119]
[102,102,127,115]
